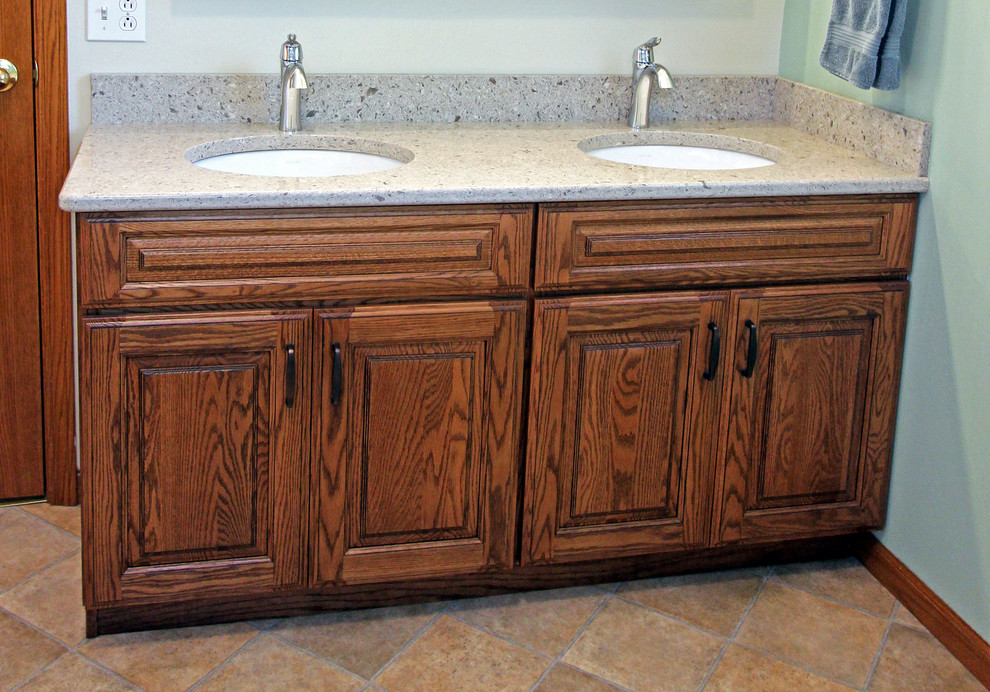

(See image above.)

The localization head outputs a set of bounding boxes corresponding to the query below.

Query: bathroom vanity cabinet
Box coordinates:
[75,193,917,634]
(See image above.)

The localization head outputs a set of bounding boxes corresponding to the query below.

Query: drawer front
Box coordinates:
[79,205,533,308]
[536,195,917,291]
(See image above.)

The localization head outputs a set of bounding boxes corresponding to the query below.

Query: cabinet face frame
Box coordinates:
[312,300,526,585]
[523,291,727,565]
[712,282,909,544]
[80,310,311,606]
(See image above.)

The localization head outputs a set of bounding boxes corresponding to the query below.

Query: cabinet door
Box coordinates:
[714,283,908,544]
[523,292,726,565]
[314,301,525,585]
[81,310,310,606]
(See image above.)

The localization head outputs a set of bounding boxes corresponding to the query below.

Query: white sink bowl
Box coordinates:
[580,132,777,171]
[187,135,412,178]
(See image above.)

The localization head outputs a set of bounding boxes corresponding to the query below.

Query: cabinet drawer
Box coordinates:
[536,195,917,291]
[78,204,533,308]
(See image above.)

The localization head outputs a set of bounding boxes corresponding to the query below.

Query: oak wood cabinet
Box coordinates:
[712,283,908,545]
[75,194,918,635]
[312,301,525,585]
[522,292,726,564]
[80,310,311,605]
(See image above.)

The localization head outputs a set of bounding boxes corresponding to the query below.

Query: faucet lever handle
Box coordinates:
[281,33,302,65]
[634,36,662,65]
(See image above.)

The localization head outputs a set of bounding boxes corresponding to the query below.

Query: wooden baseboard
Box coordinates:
[856,534,989,688]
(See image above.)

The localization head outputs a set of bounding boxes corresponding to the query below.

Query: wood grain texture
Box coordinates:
[536,195,918,292]
[313,301,525,586]
[523,291,727,565]
[87,534,861,636]
[0,0,45,501]
[81,310,310,607]
[77,204,533,308]
[33,0,75,505]
[713,282,909,545]
[856,535,990,689]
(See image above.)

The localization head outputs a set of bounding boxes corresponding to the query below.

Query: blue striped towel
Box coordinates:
[820,0,907,90]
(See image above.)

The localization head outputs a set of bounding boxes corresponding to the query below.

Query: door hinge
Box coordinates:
[33,61,38,87]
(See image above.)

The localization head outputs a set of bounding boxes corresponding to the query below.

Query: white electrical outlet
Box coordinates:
[87,0,145,42]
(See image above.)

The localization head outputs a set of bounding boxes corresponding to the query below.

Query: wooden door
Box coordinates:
[313,301,525,585]
[80,310,310,605]
[0,0,45,500]
[714,283,909,544]
[523,292,726,565]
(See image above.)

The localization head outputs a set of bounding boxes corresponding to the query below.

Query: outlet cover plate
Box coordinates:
[87,0,145,42]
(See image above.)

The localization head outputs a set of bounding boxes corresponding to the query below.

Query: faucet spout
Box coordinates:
[279,34,308,134]
[627,36,674,130]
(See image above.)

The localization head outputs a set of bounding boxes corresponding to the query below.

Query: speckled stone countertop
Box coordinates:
[60,76,930,212]
[60,120,929,212]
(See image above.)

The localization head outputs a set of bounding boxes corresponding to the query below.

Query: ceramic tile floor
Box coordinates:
[1,503,984,692]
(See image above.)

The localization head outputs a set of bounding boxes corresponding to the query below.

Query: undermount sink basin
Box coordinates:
[186,135,412,177]
[580,132,777,171]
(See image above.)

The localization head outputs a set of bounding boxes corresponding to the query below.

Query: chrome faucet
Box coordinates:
[279,34,309,133]
[628,37,674,130]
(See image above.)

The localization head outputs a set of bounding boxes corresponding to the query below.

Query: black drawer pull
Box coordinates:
[285,344,296,407]
[741,320,758,378]
[330,342,342,405]
[703,322,720,381]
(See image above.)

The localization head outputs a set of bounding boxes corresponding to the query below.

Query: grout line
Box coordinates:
[861,601,898,690]
[696,571,769,691]
[14,504,84,541]
[0,602,78,651]
[552,662,629,691]
[264,629,373,684]
[527,592,633,692]
[184,629,263,691]
[8,650,72,691]
[444,610,555,661]
[612,592,734,641]
[70,650,149,691]
[365,608,446,687]
[767,575,896,621]
[0,546,80,598]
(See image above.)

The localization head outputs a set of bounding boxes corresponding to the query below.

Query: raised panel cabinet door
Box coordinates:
[714,283,909,544]
[80,310,310,606]
[523,292,727,565]
[314,301,525,585]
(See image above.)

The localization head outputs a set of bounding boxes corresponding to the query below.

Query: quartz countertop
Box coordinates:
[59,119,929,212]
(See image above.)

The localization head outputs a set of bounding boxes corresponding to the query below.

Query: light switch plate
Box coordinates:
[87,0,146,42]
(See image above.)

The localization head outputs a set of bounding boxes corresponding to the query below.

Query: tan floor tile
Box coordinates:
[619,568,763,636]
[270,602,440,679]
[892,602,928,631]
[78,621,258,692]
[0,511,79,591]
[735,581,888,688]
[0,611,67,690]
[198,634,363,691]
[19,653,137,691]
[375,615,548,692]
[536,664,621,691]
[773,558,896,617]
[0,552,85,646]
[563,598,723,692]
[449,585,605,656]
[868,623,984,691]
[19,504,81,538]
[705,644,855,691]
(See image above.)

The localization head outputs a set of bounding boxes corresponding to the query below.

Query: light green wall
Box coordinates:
[781,0,990,641]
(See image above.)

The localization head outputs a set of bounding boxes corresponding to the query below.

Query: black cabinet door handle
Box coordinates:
[703,321,720,381]
[284,344,296,407]
[330,342,342,405]
[741,319,758,378]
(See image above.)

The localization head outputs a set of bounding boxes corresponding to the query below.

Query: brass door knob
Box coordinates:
[0,59,18,92]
